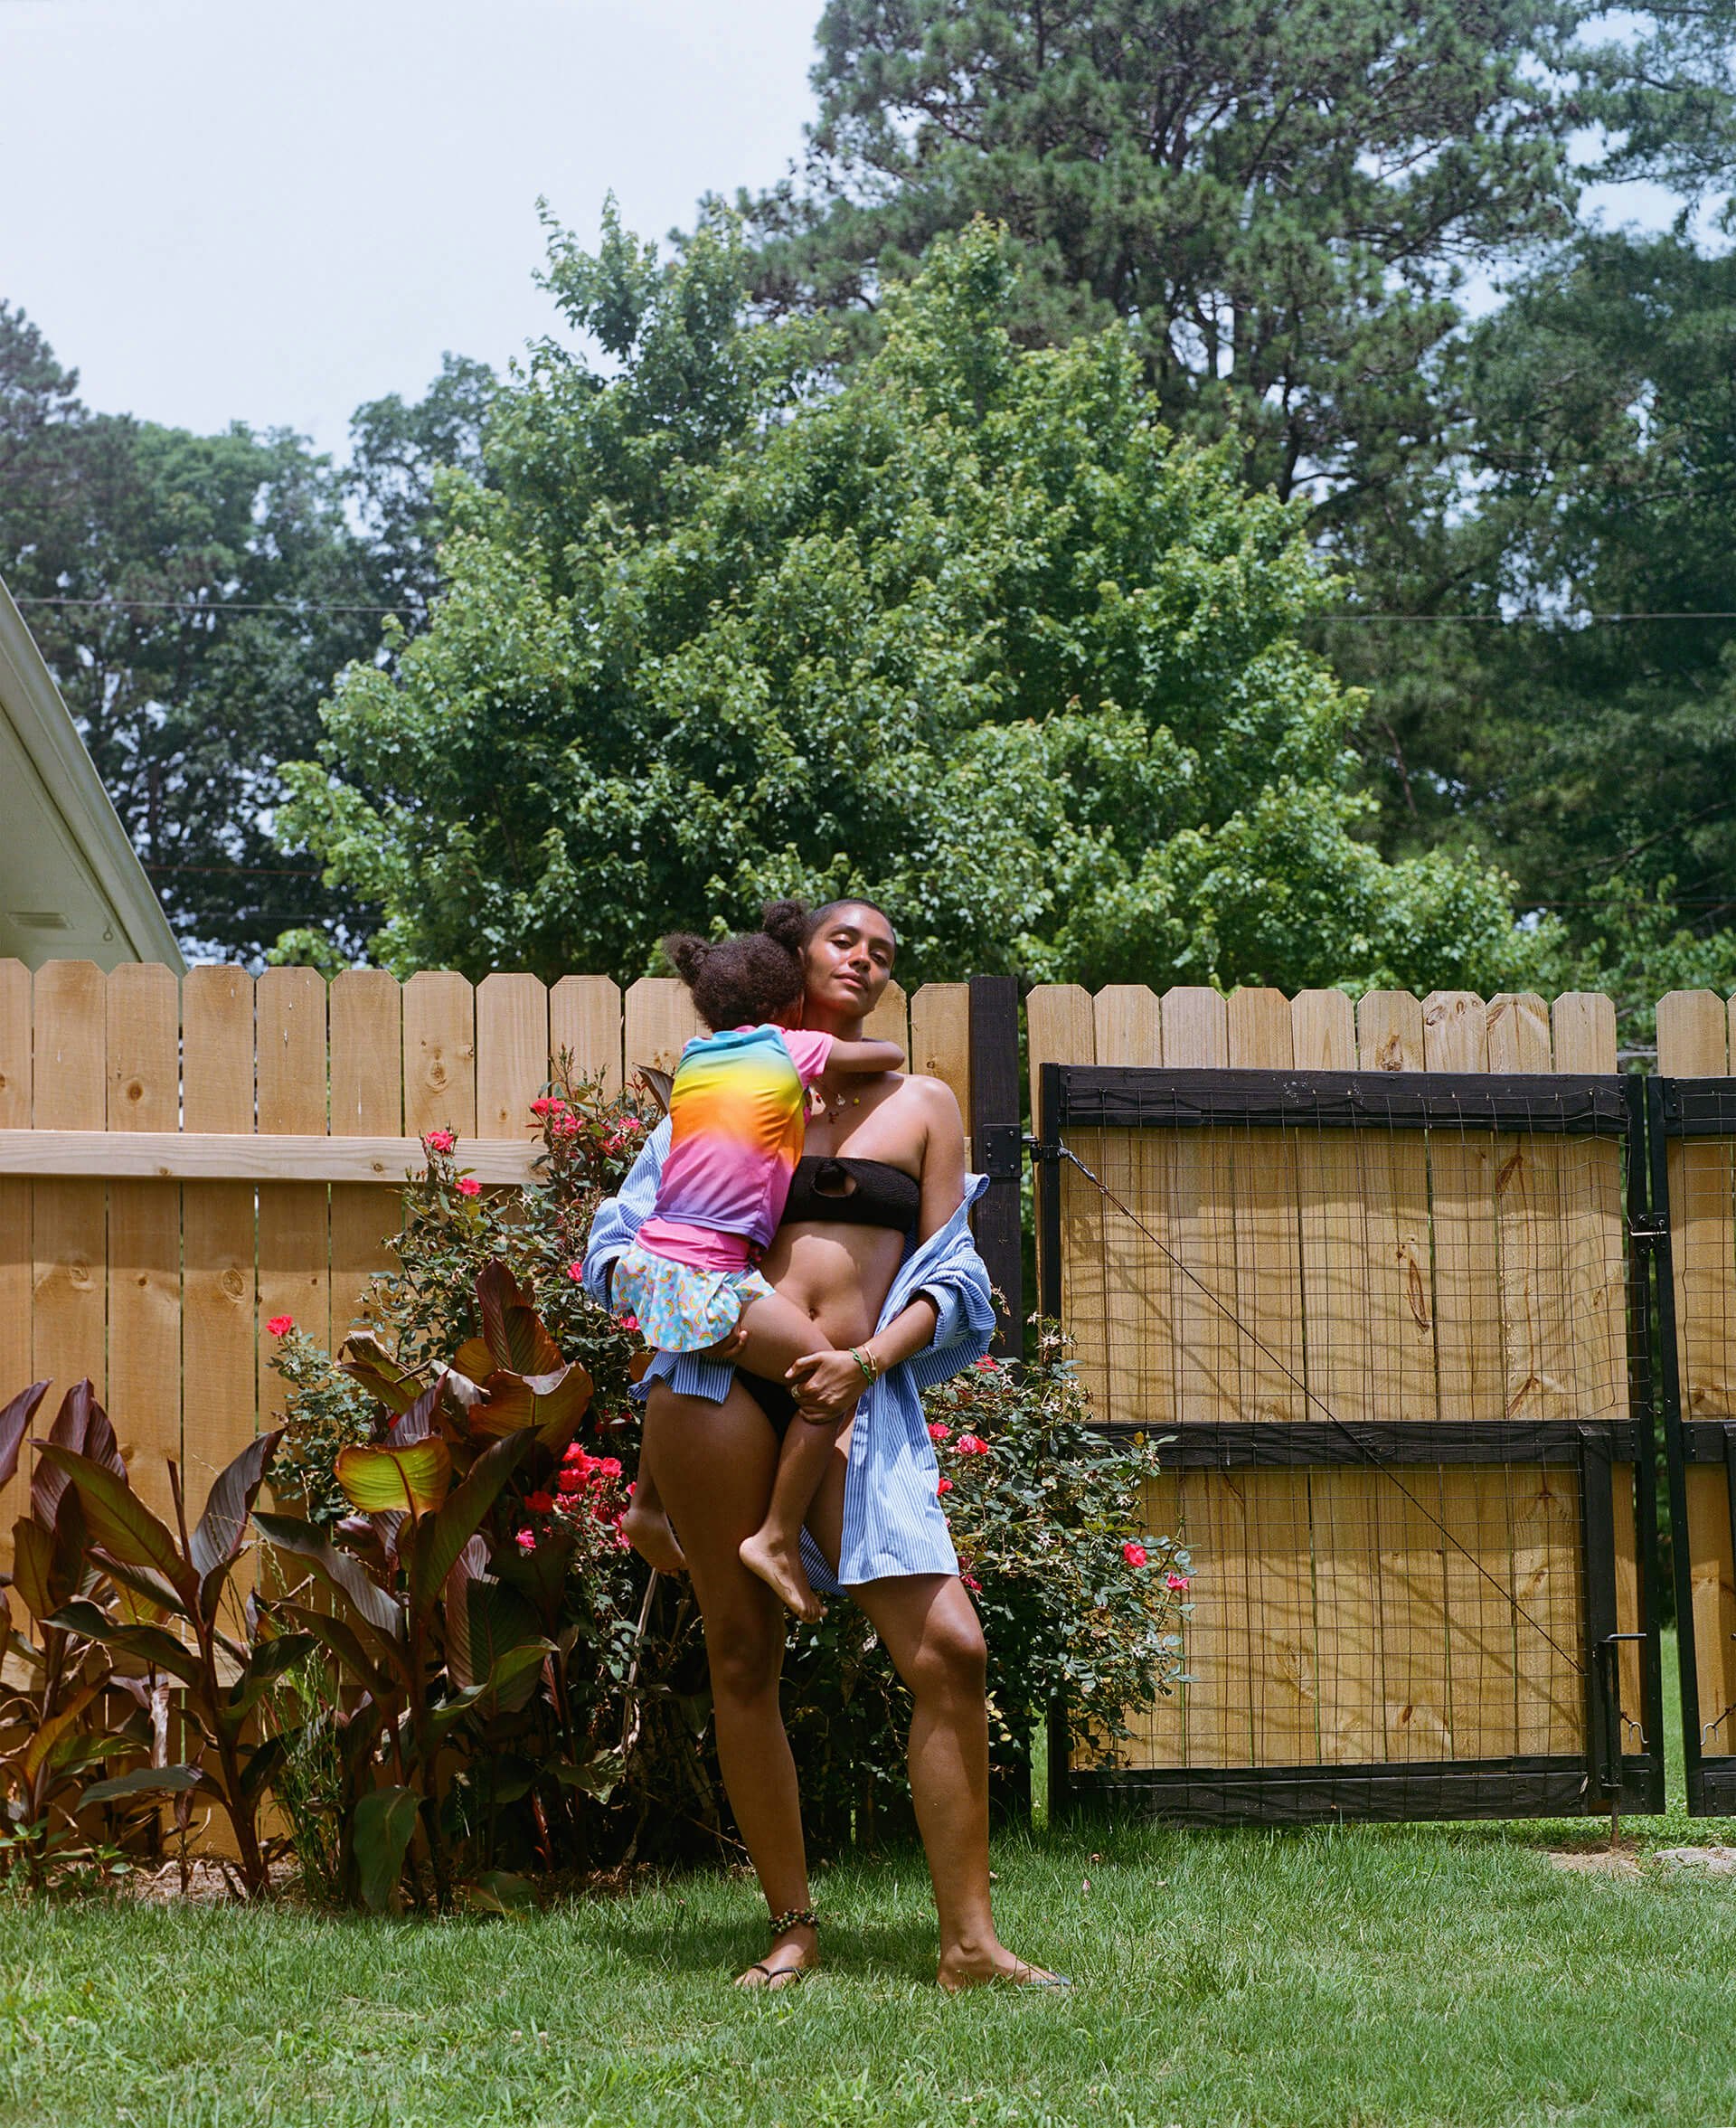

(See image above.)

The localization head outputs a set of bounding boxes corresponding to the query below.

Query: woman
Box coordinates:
[583,900,1066,1991]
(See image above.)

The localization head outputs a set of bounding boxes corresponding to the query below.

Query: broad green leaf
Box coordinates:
[189,1429,280,1587]
[467,1869,536,1915]
[451,1338,496,1386]
[408,1430,533,1616]
[44,1601,203,1688]
[36,1445,198,1611]
[82,1764,221,1806]
[276,1602,391,1699]
[0,1381,48,1493]
[552,1749,625,1802]
[253,1511,406,1645]
[22,1682,104,1780]
[218,1631,317,1731]
[335,1439,452,1519]
[353,1784,420,1913]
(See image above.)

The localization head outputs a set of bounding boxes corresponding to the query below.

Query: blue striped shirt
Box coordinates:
[582,1118,995,1588]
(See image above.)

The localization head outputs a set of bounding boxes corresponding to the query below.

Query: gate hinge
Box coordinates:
[1023,1131,1063,1166]
[976,1122,1024,1182]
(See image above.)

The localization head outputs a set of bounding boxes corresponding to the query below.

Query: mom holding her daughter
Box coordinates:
[581,897,1067,1992]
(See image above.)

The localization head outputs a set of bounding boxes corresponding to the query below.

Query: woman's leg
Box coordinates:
[806,1452,1063,1989]
[641,1381,817,1987]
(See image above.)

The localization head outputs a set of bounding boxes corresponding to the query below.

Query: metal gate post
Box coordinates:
[967,975,1024,1357]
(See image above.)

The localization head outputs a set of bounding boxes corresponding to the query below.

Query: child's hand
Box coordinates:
[785,1349,866,1424]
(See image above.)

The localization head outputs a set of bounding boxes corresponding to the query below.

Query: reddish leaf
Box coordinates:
[36,1445,199,1612]
[476,1263,562,1376]
[408,1430,533,1615]
[0,1381,48,1493]
[189,1430,281,1596]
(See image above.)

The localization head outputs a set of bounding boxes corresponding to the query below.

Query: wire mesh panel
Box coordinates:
[1033,985,1663,1825]
[1652,989,1736,1811]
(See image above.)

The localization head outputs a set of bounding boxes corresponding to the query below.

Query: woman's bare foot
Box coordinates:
[735,1921,819,1990]
[739,1527,823,1622]
[621,1500,687,1575]
[937,1942,1073,1991]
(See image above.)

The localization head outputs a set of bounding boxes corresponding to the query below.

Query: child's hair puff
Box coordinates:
[663,899,813,1031]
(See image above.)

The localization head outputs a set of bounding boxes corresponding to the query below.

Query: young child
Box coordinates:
[616,901,902,1620]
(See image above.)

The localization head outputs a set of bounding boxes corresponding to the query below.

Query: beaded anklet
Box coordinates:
[768,1906,817,1937]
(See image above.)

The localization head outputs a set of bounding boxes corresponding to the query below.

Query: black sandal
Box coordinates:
[738,1906,817,1990]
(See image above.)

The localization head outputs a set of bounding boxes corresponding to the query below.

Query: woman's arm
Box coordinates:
[579,1120,670,1307]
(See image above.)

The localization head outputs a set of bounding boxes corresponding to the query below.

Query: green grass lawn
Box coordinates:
[5,1637,1736,2128]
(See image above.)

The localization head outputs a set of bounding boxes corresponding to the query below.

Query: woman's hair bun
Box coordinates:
[760,899,812,956]
[660,932,712,983]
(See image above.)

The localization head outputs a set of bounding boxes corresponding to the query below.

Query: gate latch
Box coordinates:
[976,1123,1024,1182]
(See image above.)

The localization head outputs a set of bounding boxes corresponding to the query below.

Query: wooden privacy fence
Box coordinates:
[1029,984,1659,1822]
[0,959,976,1571]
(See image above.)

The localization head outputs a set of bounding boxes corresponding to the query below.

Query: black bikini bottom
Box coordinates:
[737,1367,797,1440]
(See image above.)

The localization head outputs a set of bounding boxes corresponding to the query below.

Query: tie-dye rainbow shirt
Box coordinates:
[636,1025,835,1272]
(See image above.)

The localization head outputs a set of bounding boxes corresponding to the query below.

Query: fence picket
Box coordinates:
[105,963,183,1531]
[624,977,703,1081]
[257,968,331,1429]
[908,983,971,1120]
[32,961,108,1399]
[549,975,621,1099]
[181,966,257,1512]
[329,970,402,1352]
[403,971,477,1140]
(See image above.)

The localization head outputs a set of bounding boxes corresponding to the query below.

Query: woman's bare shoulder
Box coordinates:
[895,1073,965,1131]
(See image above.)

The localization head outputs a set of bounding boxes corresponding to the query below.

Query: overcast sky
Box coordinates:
[3,0,824,458]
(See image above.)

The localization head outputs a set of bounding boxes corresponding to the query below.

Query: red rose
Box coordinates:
[954,1434,988,1456]
[514,1528,535,1553]
[596,1456,622,1479]
[557,1469,586,1497]
[928,1422,951,1442]
[1123,1542,1148,1568]
[1165,1572,1190,1592]
[936,1477,953,1496]
[973,1357,999,1370]
[456,1177,481,1198]
[422,1128,456,1154]
[525,1490,555,1515]
[266,1315,295,1338]
[567,1261,585,1282]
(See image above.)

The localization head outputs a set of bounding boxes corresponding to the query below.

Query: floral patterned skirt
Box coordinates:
[611,1243,776,1354]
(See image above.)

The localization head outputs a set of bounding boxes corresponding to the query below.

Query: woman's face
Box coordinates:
[803,903,897,1021]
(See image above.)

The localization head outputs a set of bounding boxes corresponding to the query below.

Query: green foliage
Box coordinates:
[783,1330,1186,1845]
[0,302,494,961]
[278,215,1540,995]
[742,1,1736,524]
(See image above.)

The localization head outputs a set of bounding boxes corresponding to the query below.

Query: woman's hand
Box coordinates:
[785,1348,867,1424]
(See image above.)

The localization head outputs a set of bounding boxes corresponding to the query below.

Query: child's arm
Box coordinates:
[825,1036,904,1075]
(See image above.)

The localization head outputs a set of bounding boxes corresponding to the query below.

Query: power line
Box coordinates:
[1314,610,1736,624]
[14,595,420,617]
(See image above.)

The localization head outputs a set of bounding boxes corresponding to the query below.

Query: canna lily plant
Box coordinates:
[255,1262,599,1910]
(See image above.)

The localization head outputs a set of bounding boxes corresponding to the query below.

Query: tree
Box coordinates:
[0,304,495,961]
[740,1,1736,534]
[277,213,1546,995]
[1340,232,1736,992]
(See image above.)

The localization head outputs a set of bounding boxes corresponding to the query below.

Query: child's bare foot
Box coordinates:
[622,1501,687,1575]
[739,1527,823,1622]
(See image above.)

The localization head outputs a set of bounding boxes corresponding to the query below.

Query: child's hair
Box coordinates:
[662,900,812,1031]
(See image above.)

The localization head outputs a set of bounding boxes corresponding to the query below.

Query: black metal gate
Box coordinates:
[1036,1062,1666,1825]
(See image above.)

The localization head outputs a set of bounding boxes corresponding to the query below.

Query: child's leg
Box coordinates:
[621,1445,689,1577]
[722,1291,848,1622]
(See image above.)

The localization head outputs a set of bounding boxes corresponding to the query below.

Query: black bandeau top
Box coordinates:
[782,1155,920,1233]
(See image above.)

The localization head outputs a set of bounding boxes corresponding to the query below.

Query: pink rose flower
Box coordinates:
[961,1572,982,1593]
[1165,1572,1191,1592]
[954,1434,988,1456]
[973,1357,999,1370]
[1123,1541,1148,1568]
[266,1315,295,1338]
[616,1313,639,1333]
[928,1422,952,1442]
[567,1261,585,1282]
[514,1528,535,1553]
[596,1456,622,1479]
[455,1177,481,1197]
[422,1128,456,1154]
